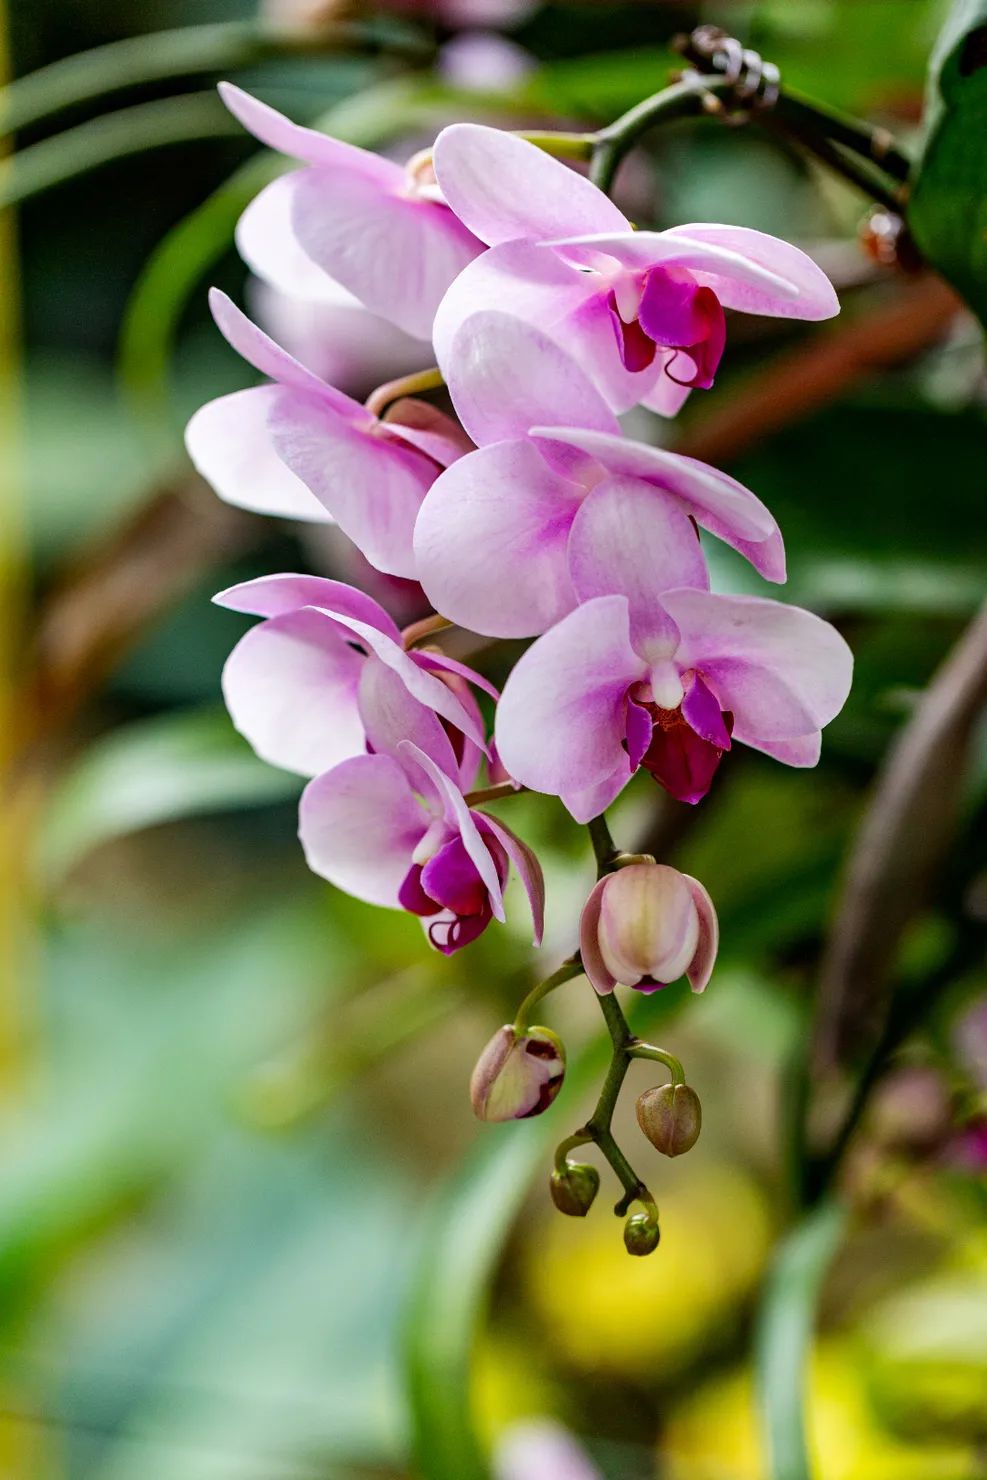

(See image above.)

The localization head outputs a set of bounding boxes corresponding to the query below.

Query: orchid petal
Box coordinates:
[269,390,435,577]
[213,573,400,641]
[445,310,619,446]
[546,229,801,302]
[291,168,481,340]
[566,475,708,649]
[641,363,693,418]
[682,873,718,991]
[380,400,472,468]
[579,877,616,994]
[745,731,822,767]
[236,173,341,301]
[433,123,627,246]
[495,595,646,822]
[414,439,581,637]
[412,649,499,701]
[222,609,365,777]
[534,426,785,583]
[664,223,840,319]
[185,387,329,522]
[219,82,400,185]
[299,753,425,907]
[357,660,460,783]
[478,812,545,945]
[401,742,505,921]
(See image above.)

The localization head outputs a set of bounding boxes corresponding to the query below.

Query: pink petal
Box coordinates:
[433,123,628,246]
[445,310,619,447]
[495,595,646,822]
[661,589,853,742]
[532,427,785,583]
[208,289,363,420]
[380,400,473,469]
[222,609,366,777]
[401,743,505,922]
[412,650,499,702]
[579,876,617,994]
[185,387,329,522]
[213,573,401,641]
[478,812,545,945]
[299,753,425,907]
[566,475,708,649]
[547,229,801,304]
[218,83,400,186]
[664,224,840,319]
[641,362,693,418]
[236,173,341,302]
[746,731,822,767]
[682,873,718,991]
[269,390,436,577]
[290,168,481,340]
[414,439,581,638]
[356,659,460,784]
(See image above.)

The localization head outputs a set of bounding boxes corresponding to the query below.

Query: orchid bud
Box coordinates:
[636,1083,703,1157]
[470,1025,565,1122]
[550,1162,600,1217]
[624,1210,661,1257]
[579,863,719,996]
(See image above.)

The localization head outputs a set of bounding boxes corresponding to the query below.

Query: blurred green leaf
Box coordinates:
[41,708,299,882]
[910,0,987,321]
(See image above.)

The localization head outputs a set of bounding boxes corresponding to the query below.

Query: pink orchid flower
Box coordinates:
[496,589,853,821]
[214,574,493,784]
[300,741,544,954]
[218,83,483,339]
[186,290,469,576]
[432,124,839,415]
[413,312,785,637]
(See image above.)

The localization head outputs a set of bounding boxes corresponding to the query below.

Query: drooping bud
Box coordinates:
[623,1210,661,1257]
[470,1025,565,1122]
[549,1162,600,1217]
[636,1082,703,1157]
[579,863,718,996]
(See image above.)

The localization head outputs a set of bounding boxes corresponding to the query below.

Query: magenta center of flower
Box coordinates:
[634,672,733,805]
[607,266,727,388]
[397,829,509,956]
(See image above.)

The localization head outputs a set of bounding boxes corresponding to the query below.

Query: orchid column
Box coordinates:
[187,72,853,1255]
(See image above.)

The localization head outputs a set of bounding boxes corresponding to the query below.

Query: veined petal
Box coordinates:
[401,742,506,922]
[744,731,822,767]
[662,589,853,741]
[532,427,785,583]
[641,362,693,418]
[495,595,646,815]
[478,812,545,945]
[291,168,481,340]
[213,573,401,641]
[222,609,365,777]
[269,391,435,577]
[185,387,329,522]
[445,310,619,447]
[414,439,582,638]
[208,289,364,420]
[566,475,708,649]
[433,122,628,246]
[357,659,460,783]
[299,753,425,907]
[219,82,400,185]
[579,877,617,994]
[663,223,839,319]
[380,400,473,468]
[546,229,800,302]
[236,172,346,302]
[682,873,718,991]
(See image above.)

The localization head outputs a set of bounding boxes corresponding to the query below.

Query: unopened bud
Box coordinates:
[624,1210,661,1256]
[470,1025,565,1122]
[636,1083,702,1157]
[549,1162,600,1216]
[579,864,718,996]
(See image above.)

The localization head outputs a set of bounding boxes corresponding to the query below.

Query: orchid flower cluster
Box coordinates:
[187,82,853,1251]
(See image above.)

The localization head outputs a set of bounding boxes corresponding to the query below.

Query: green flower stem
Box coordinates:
[590,73,734,192]
[0,18,430,136]
[463,781,527,807]
[629,1043,685,1084]
[771,88,911,183]
[365,365,444,418]
[512,956,584,1034]
[514,129,597,160]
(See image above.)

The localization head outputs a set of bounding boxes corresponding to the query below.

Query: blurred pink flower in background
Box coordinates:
[493,1420,603,1480]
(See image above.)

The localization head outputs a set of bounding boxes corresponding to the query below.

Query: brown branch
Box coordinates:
[676,274,962,468]
[812,597,987,1075]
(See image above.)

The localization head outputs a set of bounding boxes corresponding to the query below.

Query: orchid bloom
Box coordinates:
[185,290,469,576]
[300,741,544,954]
[496,589,852,820]
[432,124,839,416]
[414,311,784,637]
[580,863,718,995]
[219,84,483,339]
[214,574,492,785]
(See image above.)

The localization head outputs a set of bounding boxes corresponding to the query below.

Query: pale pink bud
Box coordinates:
[579,863,718,996]
[470,1025,565,1122]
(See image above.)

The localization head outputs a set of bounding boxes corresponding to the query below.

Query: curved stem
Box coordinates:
[366,366,444,419]
[590,74,732,193]
[401,612,453,650]
[513,956,583,1033]
[514,129,597,160]
[629,1043,685,1084]
[463,780,527,807]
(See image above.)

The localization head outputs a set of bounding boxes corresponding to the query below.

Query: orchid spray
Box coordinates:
[188,28,875,1255]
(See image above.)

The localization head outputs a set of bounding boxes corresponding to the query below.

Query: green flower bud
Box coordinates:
[550,1162,600,1217]
[470,1024,565,1122]
[624,1210,661,1256]
[636,1082,702,1157]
